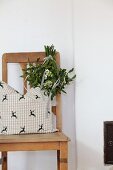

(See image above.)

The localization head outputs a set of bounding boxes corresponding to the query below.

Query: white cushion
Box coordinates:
[0,81,57,135]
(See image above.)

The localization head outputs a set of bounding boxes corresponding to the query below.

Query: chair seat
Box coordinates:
[0,132,70,144]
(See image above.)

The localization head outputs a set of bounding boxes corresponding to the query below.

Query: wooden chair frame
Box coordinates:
[0,52,70,170]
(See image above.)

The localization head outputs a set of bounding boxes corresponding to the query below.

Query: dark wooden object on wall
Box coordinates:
[104,121,113,164]
[0,52,70,170]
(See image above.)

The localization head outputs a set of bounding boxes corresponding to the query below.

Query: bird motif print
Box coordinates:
[0,82,4,88]
[48,111,51,114]
[29,110,36,117]
[2,94,8,102]
[11,111,17,119]
[19,95,25,101]
[35,95,40,99]
[38,124,44,132]
[19,126,25,134]
[1,126,7,133]
[15,90,19,94]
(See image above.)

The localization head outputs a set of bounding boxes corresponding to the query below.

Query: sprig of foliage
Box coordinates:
[44,45,56,59]
[23,45,76,100]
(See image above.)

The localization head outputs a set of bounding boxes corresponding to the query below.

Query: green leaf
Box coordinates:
[62,89,67,94]
[68,68,74,73]
[71,75,76,80]
[21,45,76,100]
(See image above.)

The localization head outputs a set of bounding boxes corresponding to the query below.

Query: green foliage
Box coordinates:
[23,45,76,100]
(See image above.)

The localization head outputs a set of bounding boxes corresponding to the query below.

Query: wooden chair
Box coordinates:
[0,52,70,170]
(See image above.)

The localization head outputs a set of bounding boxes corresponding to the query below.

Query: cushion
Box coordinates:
[0,81,57,135]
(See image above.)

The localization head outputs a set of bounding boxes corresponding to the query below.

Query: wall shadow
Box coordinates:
[77,141,112,170]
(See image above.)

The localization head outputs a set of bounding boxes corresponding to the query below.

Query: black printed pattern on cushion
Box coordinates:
[0,81,57,135]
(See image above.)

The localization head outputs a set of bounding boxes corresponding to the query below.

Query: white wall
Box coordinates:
[74,0,113,170]
[0,0,76,170]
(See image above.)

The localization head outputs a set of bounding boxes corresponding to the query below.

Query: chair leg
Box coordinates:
[57,142,68,170]
[57,150,60,170]
[2,152,7,170]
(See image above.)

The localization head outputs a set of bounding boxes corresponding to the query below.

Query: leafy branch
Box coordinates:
[23,45,76,100]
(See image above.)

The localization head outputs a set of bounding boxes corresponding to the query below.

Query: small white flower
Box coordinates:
[44,69,53,78]
[44,80,53,87]
[45,69,50,75]
[48,72,53,77]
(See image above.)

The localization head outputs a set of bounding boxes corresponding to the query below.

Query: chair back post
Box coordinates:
[2,52,62,131]
[2,55,8,83]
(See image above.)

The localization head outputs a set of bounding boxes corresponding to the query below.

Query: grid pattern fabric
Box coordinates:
[0,81,57,135]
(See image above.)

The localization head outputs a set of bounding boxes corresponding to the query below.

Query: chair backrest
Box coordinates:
[2,52,62,131]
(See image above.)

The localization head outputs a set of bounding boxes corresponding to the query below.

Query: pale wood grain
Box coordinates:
[0,142,60,152]
[19,63,27,94]
[2,152,7,170]
[0,132,70,143]
[59,142,68,170]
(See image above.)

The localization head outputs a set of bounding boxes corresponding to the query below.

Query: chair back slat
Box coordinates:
[19,63,27,94]
[2,52,62,131]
